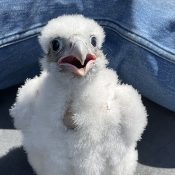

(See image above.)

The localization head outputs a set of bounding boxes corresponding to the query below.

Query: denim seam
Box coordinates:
[0,24,45,41]
[95,18,175,63]
[0,25,45,48]
[1,18,175,64]
[98,18,175,55]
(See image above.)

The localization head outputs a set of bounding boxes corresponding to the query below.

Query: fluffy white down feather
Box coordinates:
[10,15,147,175]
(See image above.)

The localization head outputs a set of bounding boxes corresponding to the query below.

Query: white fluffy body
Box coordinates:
[10,15,147,175]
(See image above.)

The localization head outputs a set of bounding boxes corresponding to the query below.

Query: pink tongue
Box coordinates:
[61,56,83,68]
[60,54,96,69]
[59,54,96,76]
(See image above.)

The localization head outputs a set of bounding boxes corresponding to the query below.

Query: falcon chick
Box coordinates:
[10,15,147,175]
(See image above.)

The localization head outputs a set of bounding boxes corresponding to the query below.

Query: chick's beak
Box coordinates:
[58,39,96,76]
[71,40,88,65]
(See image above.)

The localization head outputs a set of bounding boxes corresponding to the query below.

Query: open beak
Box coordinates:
[58,40,96,76]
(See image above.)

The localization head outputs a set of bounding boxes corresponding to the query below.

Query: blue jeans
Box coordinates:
[0,0,175,111]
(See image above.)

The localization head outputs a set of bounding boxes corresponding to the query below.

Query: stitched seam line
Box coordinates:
[0,24,45,41]
[95,18,175,63]
[96,18,175,55]
[0,25,45,48]
[1,18,175,64]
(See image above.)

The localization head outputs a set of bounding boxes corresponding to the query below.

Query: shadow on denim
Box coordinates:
[138,98,175,168]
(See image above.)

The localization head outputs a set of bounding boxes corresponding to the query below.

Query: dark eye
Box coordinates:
[91,36,97,47]
[51,39,62,52]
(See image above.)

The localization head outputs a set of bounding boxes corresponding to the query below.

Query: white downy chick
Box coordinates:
[10,15,147,175]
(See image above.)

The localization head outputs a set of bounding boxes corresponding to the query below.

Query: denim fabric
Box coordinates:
[0,0,175,111]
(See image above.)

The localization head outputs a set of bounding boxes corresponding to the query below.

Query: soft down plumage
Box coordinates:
[10,15,147,175]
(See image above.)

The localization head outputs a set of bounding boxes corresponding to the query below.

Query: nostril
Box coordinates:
[69,42,73,48]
